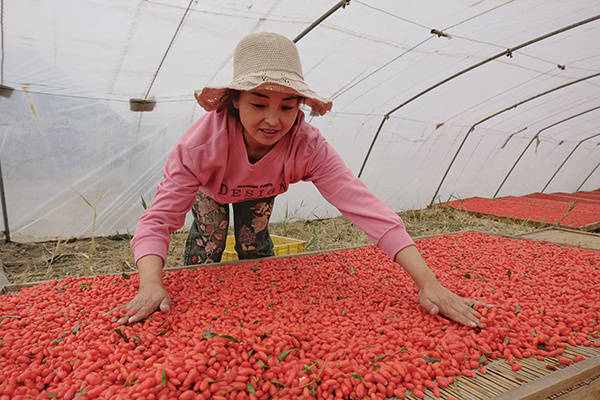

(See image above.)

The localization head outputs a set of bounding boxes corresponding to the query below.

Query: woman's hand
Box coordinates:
[394,245,489,328]
[106,254,171,324]
[418,280,486,328]
[108,282,171,325]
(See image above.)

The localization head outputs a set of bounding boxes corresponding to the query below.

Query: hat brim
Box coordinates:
[195,76,332,116]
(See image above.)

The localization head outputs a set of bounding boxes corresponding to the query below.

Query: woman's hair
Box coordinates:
[217,89,241,118]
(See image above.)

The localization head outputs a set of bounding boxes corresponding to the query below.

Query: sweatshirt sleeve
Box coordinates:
[304,135,414,259]
[130,140,201,266]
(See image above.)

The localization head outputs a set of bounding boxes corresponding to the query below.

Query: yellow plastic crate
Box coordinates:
[221,234,306,261]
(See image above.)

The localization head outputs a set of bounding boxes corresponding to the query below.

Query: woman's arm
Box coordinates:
[294,125,486,327]
[395,245,485,328]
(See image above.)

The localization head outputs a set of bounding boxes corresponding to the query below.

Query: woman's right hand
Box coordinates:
[110,282,171,325]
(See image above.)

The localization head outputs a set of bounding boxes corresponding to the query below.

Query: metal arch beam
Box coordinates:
[143,0,195,100]
[0,159,9,242]
[294,0,350,43]
[541,132,600,193]
[493,105,600,198]
[130,0,195,110]
[428,72,600,205]
[357,14,600,180]
[577,160,600,192]
[1,0,14,96]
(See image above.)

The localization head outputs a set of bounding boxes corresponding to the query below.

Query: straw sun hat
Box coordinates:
[195,32,332,116]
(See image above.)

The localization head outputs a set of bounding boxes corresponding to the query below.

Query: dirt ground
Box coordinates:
[1,206,540,285]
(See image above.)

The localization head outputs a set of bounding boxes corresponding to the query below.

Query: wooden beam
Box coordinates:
[554,376,600,400]
[491,356,600,400]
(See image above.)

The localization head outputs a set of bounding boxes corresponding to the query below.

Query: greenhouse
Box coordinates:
[1,1,599,399]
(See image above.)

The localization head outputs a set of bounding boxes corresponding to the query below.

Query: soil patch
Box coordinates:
[0,207,539,285]
[516,228,600,251]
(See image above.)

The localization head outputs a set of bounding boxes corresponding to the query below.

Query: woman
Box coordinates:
[111,32,485,330]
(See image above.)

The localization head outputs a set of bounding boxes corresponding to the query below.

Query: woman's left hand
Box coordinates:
[418,281,487,328]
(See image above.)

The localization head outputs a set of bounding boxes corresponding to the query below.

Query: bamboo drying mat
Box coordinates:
[401,344,600,400]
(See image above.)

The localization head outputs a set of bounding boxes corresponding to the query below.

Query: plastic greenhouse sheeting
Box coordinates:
[1,0,599,241]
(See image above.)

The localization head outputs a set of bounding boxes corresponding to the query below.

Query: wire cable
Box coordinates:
[331,36,433,100]
[448,0,517,30]
[4,88,131,103]
[344,0,588,94]
[332,0,523,101]
[330,0,513,101]
[353,1,430,30]
[440,67,558,126]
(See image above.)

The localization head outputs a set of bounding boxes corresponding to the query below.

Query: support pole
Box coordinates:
[0,0,15,97]
[0,159,10,242]
[130,0,194,111]
[577,161,600,192]
[541,132,600,193]
[293,0,350,43]
[358,115,388,177]
[493,105,600,198]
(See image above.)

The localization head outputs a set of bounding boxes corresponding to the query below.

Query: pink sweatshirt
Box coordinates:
[131,110,414,265]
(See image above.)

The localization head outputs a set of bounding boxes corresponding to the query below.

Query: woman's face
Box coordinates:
[233,89,300,159]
